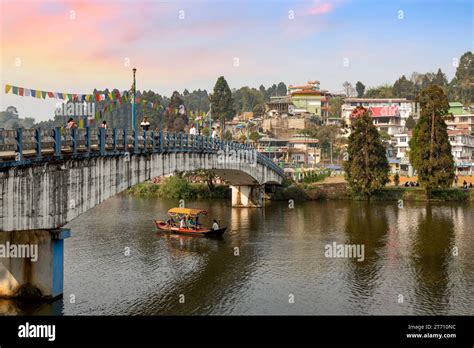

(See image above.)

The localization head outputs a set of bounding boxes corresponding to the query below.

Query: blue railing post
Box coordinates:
[35,128,42,159]
[143,131,147,153]
[159,131,163,152]
[54,127,61,157]
[151,131,155,153]
[99,127,105,155]
[113,128,117,152]
[85,127,90,154]
[133,129,138,154]
[71,128,77,155]
[179,133,183,151]
[123,129,127,152]
[16,128,23,161]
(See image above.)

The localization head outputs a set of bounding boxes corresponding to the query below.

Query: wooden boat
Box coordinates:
[155,207,226,237]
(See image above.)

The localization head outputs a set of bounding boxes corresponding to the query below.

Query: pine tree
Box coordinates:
[409,86,454,196]
[344,107,390,199]
[209,76,234,135]
[355,81,365,98]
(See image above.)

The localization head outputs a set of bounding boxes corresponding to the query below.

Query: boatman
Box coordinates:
[189,124,197,136]
[212,219,219,230]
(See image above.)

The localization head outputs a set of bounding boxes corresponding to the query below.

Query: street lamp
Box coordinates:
[132,68,137,131]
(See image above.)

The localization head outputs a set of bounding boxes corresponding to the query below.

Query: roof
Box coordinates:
[369,106,399,117]
[345,98,409,103]
[259,137,288,142]
[168,208,208,216]
[288,135,319,143]
[447,129,470,136]
[449,102,464,107]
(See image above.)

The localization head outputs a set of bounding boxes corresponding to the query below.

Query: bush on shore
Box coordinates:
[128,177,230,199]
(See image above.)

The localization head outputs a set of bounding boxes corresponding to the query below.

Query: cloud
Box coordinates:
[307,2,333,15]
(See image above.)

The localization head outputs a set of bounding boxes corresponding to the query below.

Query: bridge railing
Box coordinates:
[0,127,284,176]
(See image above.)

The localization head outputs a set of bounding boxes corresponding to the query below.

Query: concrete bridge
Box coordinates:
[0,127,284,300]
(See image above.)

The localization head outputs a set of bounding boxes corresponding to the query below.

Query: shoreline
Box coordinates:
[128,180,474,202]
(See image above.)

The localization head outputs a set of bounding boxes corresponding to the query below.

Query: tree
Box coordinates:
[342,81,355,97]
[253,104,265,118]
[394,172,400,186]
[364,85,394,98]
[344,107,390,199]
[432,68,448,90]
[224,130,233,141]
[409,85,454,197]
[405,115,416,130]
[277,82,287,96]
[355,81,365,98]
[393,75,416,99]
[450,51,473,104]
[210,76,234,134]
[249,131,261,143]
[329,97,344,118]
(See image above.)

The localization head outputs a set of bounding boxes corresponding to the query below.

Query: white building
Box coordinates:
[342,98,418,135]
[394,132,414,176]
[448,129,474,175]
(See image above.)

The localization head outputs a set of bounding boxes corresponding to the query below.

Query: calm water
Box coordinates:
[1,195,473,315]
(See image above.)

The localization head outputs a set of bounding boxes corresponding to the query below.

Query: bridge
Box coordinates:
[0,127,284,300]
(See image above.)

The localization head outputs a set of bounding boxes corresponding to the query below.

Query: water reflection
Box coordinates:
[0,195,471,315]
[410,204,455,314]
[343,202,390,312]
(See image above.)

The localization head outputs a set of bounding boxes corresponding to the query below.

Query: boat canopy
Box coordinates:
[167,207,208,217]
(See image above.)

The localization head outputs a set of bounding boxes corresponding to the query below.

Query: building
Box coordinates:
[265,96,293,115]
[446,102,474,135]
[448,129,474,175]
[342,98,418,135]
[257,137,288,162]
[287,135,320,166]
[394,132,414,176]
[288,81,331,123]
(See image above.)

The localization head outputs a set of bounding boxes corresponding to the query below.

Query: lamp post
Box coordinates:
[132,68,137,131]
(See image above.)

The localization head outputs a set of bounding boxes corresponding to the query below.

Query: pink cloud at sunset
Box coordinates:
[307,2,333,15]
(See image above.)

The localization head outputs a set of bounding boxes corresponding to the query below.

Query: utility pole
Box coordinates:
[132,68,137,131]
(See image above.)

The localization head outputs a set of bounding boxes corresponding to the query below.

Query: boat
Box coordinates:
[155,207,226,237]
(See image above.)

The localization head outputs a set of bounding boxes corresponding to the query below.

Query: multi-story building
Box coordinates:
[287,135,320,166]
[288,81,331,123]
[446,102,474,135]
[394,132,414,176]
[448,129,474,175]
[256,137,288,162]
[342,98,418,135]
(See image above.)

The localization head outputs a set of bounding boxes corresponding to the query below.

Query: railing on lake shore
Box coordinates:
[0,128,284,176]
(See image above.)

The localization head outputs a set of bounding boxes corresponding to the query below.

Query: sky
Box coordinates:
[0,0,473,122]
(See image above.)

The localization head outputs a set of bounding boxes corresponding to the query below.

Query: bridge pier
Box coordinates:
[0,228,70,300]
[230,185,264,208]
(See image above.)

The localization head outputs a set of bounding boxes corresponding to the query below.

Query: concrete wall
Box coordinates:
[0,152,282,231]
[0,229,70,299]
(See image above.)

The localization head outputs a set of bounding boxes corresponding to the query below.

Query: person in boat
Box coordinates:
[195,216,201,229]
[187,217,194,228]
[212,219,219,230]
[166,217,175,226]
[179,217,187,229]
